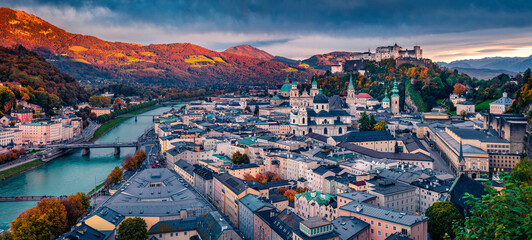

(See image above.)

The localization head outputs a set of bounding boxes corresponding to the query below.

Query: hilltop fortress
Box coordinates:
[331,44,431,73]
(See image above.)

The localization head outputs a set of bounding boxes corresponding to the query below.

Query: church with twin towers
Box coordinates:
[269,75,400,137]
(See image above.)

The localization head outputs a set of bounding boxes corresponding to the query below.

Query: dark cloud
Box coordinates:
[2,0,532,37]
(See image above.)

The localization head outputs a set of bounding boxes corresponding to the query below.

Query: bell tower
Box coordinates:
[391,80,400,115]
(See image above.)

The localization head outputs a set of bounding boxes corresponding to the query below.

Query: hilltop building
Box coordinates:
[350,44,422,62]
[489,92,513,114]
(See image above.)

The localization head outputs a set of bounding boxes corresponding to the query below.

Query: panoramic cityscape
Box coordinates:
[0,1,531,240]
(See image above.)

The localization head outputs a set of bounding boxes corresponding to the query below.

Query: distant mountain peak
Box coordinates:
[223,44,274,61]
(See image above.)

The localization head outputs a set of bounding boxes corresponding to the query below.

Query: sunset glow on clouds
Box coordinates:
[2,0,532,62]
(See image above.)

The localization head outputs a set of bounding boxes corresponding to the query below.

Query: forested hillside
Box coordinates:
[0,45,88,114]
[317,59,524,112]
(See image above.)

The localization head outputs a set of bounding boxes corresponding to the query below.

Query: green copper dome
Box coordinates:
[281,83,292,91]
[382,91,390,102]
[312,76,317,85]
[271,95,280,100]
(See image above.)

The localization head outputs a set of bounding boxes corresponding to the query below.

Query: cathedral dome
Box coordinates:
[280,83,292,91]
[313,88,329,103]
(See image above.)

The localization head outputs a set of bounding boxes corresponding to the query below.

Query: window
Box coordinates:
[385,224,388,229]
[324,128,328,135]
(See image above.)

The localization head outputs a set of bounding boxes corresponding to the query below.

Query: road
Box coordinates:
[421,139,454,175]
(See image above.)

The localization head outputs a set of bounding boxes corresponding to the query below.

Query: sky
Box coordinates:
[2,0,532,62]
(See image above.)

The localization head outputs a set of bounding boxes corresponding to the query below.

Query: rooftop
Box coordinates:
[332,216,370,240]
[338,191,376,203]
[101,168,213,217]
[340,202,428,227]
[333,130,395,143]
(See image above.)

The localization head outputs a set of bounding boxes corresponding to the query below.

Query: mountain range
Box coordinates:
[0,8,321,88]
[437,55,532,79]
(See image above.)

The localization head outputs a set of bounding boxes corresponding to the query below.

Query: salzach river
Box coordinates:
[0,106,177,229]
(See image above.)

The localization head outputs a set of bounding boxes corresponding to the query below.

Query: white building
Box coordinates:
[489,92,513,114]
[0,128,15,146]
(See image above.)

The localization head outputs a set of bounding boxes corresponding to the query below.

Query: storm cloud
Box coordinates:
[1,0,532,61]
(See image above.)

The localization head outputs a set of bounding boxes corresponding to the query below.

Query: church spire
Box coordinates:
[312,76,317,86]
[391,79,399,97]
[348,74,354,90]
[458,140,464,163]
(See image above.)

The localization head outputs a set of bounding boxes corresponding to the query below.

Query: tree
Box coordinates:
[11,198,67,240]
[62,195,85,227]
[453,83,467,95]
[76,192,90,211]
[253,105,259,116]
[460,110,466,119]
[359,112,375,131]
[426,201,463,240]
[453,182,532,239]
[277,187,288,195]
[116,217,148,240]
[107,167,123,185]
[283,190,297,202]
[122,155,135,170]
[231,151,250,164]
[374,121,387,131]
[508,157,532,186]
[89,95,111,107]
[133,150,147,168]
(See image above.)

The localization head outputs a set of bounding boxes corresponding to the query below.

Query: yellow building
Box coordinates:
[213,173,260,227]
[227,163,262,180]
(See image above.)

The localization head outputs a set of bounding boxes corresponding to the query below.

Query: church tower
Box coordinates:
[391,79,400,115]
[382,91,390,109]
[310,76,319,97]
[290,77,298,107]
[346,74,356,109]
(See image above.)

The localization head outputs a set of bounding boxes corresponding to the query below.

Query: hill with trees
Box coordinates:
[0,45,88,115]
[316,59,526,113]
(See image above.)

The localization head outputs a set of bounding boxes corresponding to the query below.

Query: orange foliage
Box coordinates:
[284,190,297,202]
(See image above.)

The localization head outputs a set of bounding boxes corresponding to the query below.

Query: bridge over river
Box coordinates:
[44,142,139,155]
[0,196,68,202]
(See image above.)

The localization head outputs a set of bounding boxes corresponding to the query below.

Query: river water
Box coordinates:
[0,106,176,229]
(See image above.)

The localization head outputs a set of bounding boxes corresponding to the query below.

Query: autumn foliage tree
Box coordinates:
[62,195,86,227]
[122,150,147,170]
[89,95,111,107]
[244,172,283,183]
[11,198,67,240]
[284,190,297,202]
[107,167,123,185]
[453,83,467,95]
